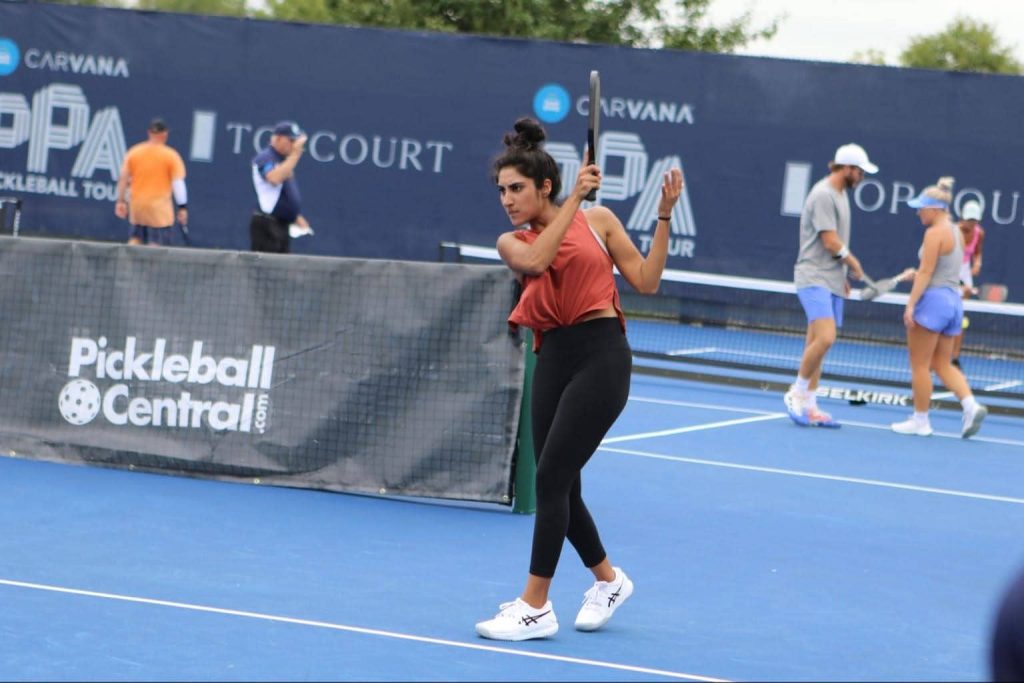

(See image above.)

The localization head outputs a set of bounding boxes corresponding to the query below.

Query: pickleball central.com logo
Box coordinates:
[0,38,20,77]
[57,336,276,434]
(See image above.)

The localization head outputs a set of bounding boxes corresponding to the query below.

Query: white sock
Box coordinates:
[914,411,930,425]
[961,396,978,413]
[795,377,811,395]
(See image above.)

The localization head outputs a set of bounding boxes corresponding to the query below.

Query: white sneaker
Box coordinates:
[891,416,933,436]
[962,404,988,439]
[475,598,558,641]
[783,386,810,426]
[575,567,634,632]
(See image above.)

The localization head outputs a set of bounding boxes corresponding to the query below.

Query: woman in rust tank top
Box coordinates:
[475,117,683,641]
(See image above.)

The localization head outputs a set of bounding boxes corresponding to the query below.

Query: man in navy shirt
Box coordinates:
[250,121,310,253]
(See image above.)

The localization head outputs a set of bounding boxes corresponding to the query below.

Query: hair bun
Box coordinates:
[503,117,547,150]
[937,176,956,192]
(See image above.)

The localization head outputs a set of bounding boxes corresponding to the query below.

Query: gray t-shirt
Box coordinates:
[794,177,850,296]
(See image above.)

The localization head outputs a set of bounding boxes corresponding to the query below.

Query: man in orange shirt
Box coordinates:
[115,118,188,246]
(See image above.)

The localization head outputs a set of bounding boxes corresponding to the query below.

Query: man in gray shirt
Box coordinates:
[784,143,875,427]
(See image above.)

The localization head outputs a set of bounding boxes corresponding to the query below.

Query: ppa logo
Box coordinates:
[530,82,698,258]
[0,39,19,77]
[546,131,698,258]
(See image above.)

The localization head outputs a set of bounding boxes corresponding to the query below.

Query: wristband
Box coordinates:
[657,216,671,221]
[177,204,188,210]
[833,245,850,260]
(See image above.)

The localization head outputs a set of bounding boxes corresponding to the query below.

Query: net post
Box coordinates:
[513,330,536,514]
[12,198,21,237]
[0,197,21,236]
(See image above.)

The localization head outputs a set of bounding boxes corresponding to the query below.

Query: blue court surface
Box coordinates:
[2,374,1023,681]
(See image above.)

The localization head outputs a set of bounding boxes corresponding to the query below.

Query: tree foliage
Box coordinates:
[42,0,778,52]
[134,0,248,17]
[44,0,248,16]
[849,48,887,67]
[42,0,121,6]
[262,0,779,53]
[899,15,1021,74]
[657,0,779,53]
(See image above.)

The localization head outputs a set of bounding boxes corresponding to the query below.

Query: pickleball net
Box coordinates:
[440,241,1024,415]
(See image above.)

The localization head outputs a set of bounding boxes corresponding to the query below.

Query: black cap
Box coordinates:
[273,121,303,140]
[148,118,168,133]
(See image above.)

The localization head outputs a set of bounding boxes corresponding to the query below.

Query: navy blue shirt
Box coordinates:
[251,147,302,224]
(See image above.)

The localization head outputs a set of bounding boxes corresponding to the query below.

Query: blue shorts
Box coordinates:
[129,225,175,246]
[797,286,844,327]
[913,287,963,336]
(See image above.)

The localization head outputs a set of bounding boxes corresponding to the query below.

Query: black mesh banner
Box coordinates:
[0,237,524,504]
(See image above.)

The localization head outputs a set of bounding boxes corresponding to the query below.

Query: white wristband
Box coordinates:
[172,178,188,206]
[833,245,850,260]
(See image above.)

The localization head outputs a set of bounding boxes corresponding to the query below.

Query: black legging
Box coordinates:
[529,317,632,578]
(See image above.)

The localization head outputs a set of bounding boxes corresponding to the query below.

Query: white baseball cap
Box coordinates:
[833,143,878,174]
[961,200,982,221]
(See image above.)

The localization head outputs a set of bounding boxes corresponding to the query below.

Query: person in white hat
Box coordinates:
[951,199,986,367]
[784,143,875,428]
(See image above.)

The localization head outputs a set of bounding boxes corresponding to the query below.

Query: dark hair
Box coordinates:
[491,117,561,200]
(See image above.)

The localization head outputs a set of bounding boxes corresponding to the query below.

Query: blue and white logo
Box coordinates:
[0,38,20,76]
[533,84,570,124]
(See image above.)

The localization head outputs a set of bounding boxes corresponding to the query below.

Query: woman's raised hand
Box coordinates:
[657,168,684,216]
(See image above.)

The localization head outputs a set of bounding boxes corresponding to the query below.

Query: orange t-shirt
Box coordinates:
[122,142,186,228]
[508,210,626,351]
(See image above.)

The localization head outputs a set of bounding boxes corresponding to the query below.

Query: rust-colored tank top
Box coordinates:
[508,210,626,351]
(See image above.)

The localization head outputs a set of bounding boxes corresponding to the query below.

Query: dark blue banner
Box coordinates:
[1,1,1022,300]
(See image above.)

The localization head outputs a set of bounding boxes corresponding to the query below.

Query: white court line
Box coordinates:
[837,419,1024,448]
[602,414,785,444]
[656,349,1015,387]
[666,346,719,357]
[599,446,1024,505]
[0,579,727,683]
[935,379,1023,400]
[627,395,779,416]
[985,380,1023,391]
[627,394,1024,448]
[661,346,904,376]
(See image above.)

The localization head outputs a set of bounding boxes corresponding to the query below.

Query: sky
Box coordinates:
[704,0,1024,65]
